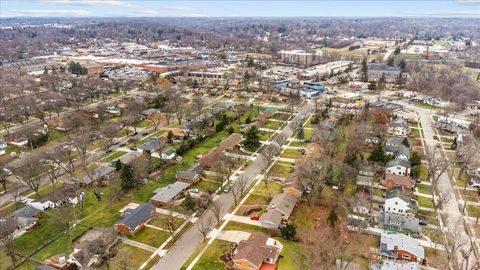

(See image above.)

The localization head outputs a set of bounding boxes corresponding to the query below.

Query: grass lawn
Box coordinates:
[143,255,161,270]
[191,179,220,193]
[252,181,282,199]
[191,239,230,270]
[259,131,273,141]
[423,227,443,243]
[410,128,421,138]
[373,188,384,197]
[467,205,480,217]
[180,241,207,270]
[223,221,269,234]
[269,163,294,178]
[417,210,439,226]
[417,196,434,209]
[297,128,313,140]
[128,227,169,247]
[108,243,153,270]
[425,247,449,269]
[138,120,153,128]
[149,213,185,229]
[459,189,479,202]
[280,149,302,159]
[48,130,67,141]
[416,184,432,195]
[262,120,284,130]
[5,144,21,155]
[453,166,468,187]
[277,237,308,270]
[418,165,430,182]
[28,182,64,200]
[289,140,308,147]
[102,151,127,162]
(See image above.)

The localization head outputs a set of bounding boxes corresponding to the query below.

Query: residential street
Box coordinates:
[152,103,312,270]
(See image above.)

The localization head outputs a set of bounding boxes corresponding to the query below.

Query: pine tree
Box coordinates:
[360,58,368,82]
[368,141,386,163]
[387,56,395,66]
[244,126,260,151]
[181,193,196,210]
[368,81,377,90]
[394,47,401,55]
[167,130,174,143]
[120,165,135,190]
[280,223,297,240]
[327,209,338,228]
[297,127,305,140]
[399,59,406,72]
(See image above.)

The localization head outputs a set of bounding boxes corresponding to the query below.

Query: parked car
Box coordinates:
[190,188,200,194]
[419,220,428,226]
[129,147,137,151]
[274,177,282,182]
[223,186,230,193]
[142,132,149,136]
[250,214,260,221]
[1,168,12,176]
[120,143,126,147]
[415,178,422,183]
[433,135,439,140]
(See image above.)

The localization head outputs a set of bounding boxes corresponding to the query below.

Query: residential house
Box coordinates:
[166,128,186,140]
[0,139,7,155]
[369,261,422,270]
[3,132,28,147]
[385,144,410,161]
[380,233,425,263]
[199,147,225,168]
[114,203,155,235]
[141,108,161,117]
[137,138,164,155]
[378,211,422,235]
[232,232,283,270]
[468,167,480,187]
[382,174,415,191]
[260,193,298,229]
[385,137,406,148]
[161,150,176,160]
[36,184,79,209]
[346,216,368,232]
[365,135,380,145]
[219,133,243,151]
[388,119,410,136]
[384,190,418,216]
[149,182,190,207]
[111,151,142,167]
[81,166,116,187]
[8,205,43,231]
[385,159,411,176]
[176,163,204,184]
[282,175,304,198]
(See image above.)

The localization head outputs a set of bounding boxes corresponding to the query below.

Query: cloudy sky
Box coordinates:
[1,0,479,18]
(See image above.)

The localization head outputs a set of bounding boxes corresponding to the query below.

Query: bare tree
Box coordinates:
[210,200,224,225]
[13,152,44,195]
[8,181,23,207]
[101,122,120,149]
[0,168,8,192]
[212,156,237,187]
[49,145,76,179]
[0,215,18,265]
[192,93,205,117]
[196,217,213,242]
[434,191,451,212]
[157,210,184,242]
[456,137,479,187]
[425,146,449,194]
[237,175,249,198]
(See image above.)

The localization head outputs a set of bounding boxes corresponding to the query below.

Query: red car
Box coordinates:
[250,214,260,221]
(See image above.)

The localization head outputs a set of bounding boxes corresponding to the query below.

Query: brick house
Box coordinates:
[232,232,283,270]
[115,203,155,235]
[380,233,425,264]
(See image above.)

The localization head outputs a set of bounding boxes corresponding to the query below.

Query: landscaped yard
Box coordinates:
[467,205,480,217]
[289,140,308,147]
[269,162,294,178]
[149,213,185,229]
[262,119,284,130]
[416,184,432,195]
[280,149,303,159]
[190,240,230,270]
[191,179,220,193]
[418,165,430,182]
[107,243,153,270]
[417,196,434,209]
[128,227,169,247]
[271,112,291,121]
[259,131,273,141]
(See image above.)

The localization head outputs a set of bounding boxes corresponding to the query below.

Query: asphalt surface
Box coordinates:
[152,103,312,270]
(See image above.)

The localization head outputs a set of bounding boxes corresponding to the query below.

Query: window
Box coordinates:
[395,202,398,205]
[402,254,411,260]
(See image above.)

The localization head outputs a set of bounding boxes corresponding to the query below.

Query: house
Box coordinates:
[380,233,425,263]
[282,175,304,198]
[36,184,79,209]
[0,139,7,155]
[84,63,103,77]
[388,119,410,136]
[378,211,422,235]
[346,216,368,232]
[161,150,176,160]
[219,133,243,151]
[176,163,204,184]
[141,108,161,117]
[384,190,418,216]
[111,151,142,167]
[232,232,283,270]
[3,132,28,146]
[149,182,190,207]
[365,135,380,144]
[199,147,225,168]
[385,144,410,161]
[166,128,186,140]
[385,137,406,148]
[9,205,43,231]
[260,193,298,229]
[81,166,116,187]
[138,138,164,154]
[369,261,421,270]
[382,174,415,191]
[385,159,411,176]
[115,203,155,235]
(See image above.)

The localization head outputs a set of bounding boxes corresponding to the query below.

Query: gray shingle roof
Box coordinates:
[116,203,155,231]
[380,233,425,261]
[150,182,190,203]
[379,211,422,234]
[386,159,411,168]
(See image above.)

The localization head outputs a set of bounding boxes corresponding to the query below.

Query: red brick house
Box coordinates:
[115,203,155,235]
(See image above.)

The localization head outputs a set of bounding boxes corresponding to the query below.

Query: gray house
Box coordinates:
[260,193,298,229]
[149,182,190,207]
[378,211,422,235]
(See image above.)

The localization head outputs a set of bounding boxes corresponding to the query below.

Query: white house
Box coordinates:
[384,190,418,216]
[385,159,411,176]
[0,140,7,155]
[161,150,176,160]
[388,118,410,136]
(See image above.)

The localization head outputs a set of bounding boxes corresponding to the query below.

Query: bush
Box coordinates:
[280,223,296,240]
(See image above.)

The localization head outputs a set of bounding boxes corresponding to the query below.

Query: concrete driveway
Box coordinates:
[216,230,251,243]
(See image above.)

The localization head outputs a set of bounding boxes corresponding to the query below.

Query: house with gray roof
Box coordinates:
[111,151,142,166]
[260,193,298,229]
[150,182,190,207]
[380,233,425,263]
[138,138,164,154]
[176,163,204,184]
[385,144,410,161]
[0,139,7,155]
[384,190,418,216]
[7,205,43,230]
[378,211,422,235]
[115,203,155,235]
[385,159,411,176]
[81,166,116,186]
[369,261,421,270]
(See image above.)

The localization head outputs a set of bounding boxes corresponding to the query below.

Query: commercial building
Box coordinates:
[279,50,323,66]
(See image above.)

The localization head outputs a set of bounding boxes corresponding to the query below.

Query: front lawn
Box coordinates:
[262,120,284,130]
[467,205,480,217]
[107,243,153,269]
[269,163,294,178]
[191,239,230,270]
[417,196,434,209]
[416,184,432,195]
[418,165,430,182]
[280,149,302,159]
[289,140,308,147]
[128,227,169,247]
[102,151,128,162]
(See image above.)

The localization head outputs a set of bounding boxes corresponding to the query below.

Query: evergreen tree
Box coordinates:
[360,57,368,82]
[368,141,386,163]
[368,81,377,90]
[115,159,122,171]
[181,193,196,210]
[244,126,261,151]
[410,151,421,167]
[327,209,338,228]
[245,116,251,124]
[394,46,401,55]
[228,126,235,134]
[387,56,395,66]
[120,165,135,190]
[297,127,305,140]
[246,57,255,68]
[167,130,174,143]
[280,223,297,240]
[399,59,406,72]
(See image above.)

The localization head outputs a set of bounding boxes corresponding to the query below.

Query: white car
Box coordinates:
[190,188,200,194]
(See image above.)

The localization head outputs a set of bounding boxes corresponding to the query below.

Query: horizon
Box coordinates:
[1,0,479,18]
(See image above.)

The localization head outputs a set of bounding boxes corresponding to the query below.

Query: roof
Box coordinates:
[385,174,415,188]
[259,209,284,226]
[199,147,224,166]
[116,151,142,165]
[82,166,116,185]
[139,138,164,152]
[116,203,155,231]
[386,189,412,203]
[385,144,410,160]
[38,184,77,203]
[176,163,204,181]
[233,232,281,268]
[219,133,243,149]
[386,159,411,168]
[379,211,421,234]
[151,182,190,203]
[370,262,422,270]
[267,193,297,217]
[142,108,161,115]
[380,233,425,261]
[386,137,406,147]
[13,205,42,218]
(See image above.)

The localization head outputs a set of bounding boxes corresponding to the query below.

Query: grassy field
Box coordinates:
[190,240,230,270]
[262,119,284,130]
[128,227,169,247]
[269,163,294,178]
[467,205,480,217]
[107,243,153,270]
[280,149,303,159]
[102,151,128,162]
[289,140,309,147]
[418,165,430,182]
[417,196,434,209]
[416,184,432,195]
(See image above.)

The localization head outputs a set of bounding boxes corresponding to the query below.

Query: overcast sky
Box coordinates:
[1,0,479,18]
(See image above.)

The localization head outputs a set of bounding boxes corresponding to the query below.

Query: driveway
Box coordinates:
[216,230,251,243]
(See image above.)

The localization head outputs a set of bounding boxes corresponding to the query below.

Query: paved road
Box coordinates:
[398,100,476,269]
[152,103,312,270]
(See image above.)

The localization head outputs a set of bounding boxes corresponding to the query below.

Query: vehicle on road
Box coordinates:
[190,188,199,194]
[250,214,260,220]
[274,177,282,182]
[223,186,230,193]
[433,135,439,140]
[419,220,428,226]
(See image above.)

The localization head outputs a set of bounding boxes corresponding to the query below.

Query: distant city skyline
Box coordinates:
[1,0,479,18]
